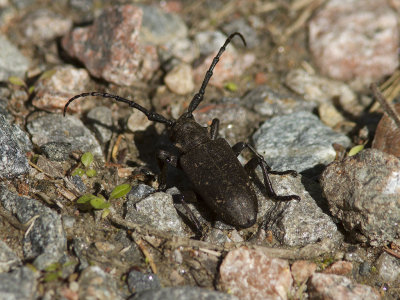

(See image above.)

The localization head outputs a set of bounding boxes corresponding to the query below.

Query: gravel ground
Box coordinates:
[0,0,400,299]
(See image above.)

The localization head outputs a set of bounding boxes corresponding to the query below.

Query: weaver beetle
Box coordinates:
[64,32,300,229]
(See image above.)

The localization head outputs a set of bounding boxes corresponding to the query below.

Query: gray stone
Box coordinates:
[0,241,21,272]
[0,34,30,81]
[87,106,113,144]
[0,267,37,300]
[127,184,155,204]
[40,141,72,161]
[221,18,259,48]
[130,287,238,300]
[125,192,187,236]
[0,115,30,179]
[242,85,316,117]
[359,262,371,276]
[194,31,231,56]
[127,270,160,293]
[321,149,400,246]
[376,252,400,282]
[27,114,103,159]
[140,5,188,45]
[79,266,122,300]
[257,172,340,246]
[0,185,66,270]
[252,111,350,173]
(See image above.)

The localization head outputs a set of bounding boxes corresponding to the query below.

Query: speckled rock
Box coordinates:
[321,149,400,246]
[27,114,103,159]
[0,267,37,300]
[0,34,30,81]
[376,252,400,282]
[308,273,380,299]
[323,261,353,276]
[291,260,317,284]
[0,241,21,272]
[33,66,90,113]
[62,5,159,86]
[309,0,398,84]
[252,111,350,173]
[127,270,161,293]
[86,106,113,143]
[164,63,194,95]
[219,247,292,300]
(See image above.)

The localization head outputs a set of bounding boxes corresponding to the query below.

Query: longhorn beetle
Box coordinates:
[64,32,300,229]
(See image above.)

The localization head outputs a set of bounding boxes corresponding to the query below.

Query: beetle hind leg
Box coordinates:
[232,142,300,201]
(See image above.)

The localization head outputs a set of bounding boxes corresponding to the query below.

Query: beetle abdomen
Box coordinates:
[180,138,258,228]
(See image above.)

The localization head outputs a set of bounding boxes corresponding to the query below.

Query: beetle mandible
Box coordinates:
[64,32,300,229]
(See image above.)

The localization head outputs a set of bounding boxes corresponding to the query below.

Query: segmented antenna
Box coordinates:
[187,32,246,115]
[63,92,174,126]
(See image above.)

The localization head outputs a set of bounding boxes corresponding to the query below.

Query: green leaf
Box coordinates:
[77,194,97,204]
[90,197,111,209]
[28,86,35,94]
[348,145,364,156]
[81,152,94,167]
[101,208,110,219]
[8,76,26,87]
[44,271,62,282]
[39,69,56,80]
[72,168,85,177]
[224,82,238,92]
[110,184,131,200]
[86,169,97,177]
[45,262,61,272]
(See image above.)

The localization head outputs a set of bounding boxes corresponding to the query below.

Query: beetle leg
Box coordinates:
[210,118,220,140]
[173,193,203,238]
[232,142,300,201]
[156,149,179,191]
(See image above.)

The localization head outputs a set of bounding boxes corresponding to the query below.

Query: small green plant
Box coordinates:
[348,144,364,156]
[42,261,75,282]
[72,151,97,177]
[8,76,35,94]
[224,81,238,92]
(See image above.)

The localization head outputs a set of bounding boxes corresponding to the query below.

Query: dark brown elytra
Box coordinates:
[64,32,300,230]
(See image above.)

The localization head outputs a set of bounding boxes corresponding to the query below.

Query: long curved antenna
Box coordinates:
[187,32,246,115]
[63,92,174,126]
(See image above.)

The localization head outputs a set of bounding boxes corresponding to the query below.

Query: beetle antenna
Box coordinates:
[63,92,175,126]
[187,32,246,115]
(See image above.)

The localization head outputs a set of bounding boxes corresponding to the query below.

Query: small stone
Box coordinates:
[36,155,64,178]
[127,109,153,132]
[321,149,400,246]
[376,252,400,282]
[127,270,161,293]
[27,114,103,159]
[194,31,230,56]
[0,240,21,272]
[0,267,37,300]
[78,266,122,300]
[33,66,90,113]
[252,111,350,173]
[130,287,238,300]
[62,215,76,229]
[126,184,155,204]
[323,261,353,276]
[221,18,259,49]
[359,262,371,276]
[0,34,30,81]
[40,141,72,162]
[162,37,199,64]
[308,273,380,299]
[291,260,317,283]
[309,0,399,84]
[164,63,194,95]
[242,85,316,117]
[62,5,159,86]
[86,106,113,143]
[318,103,345,128]
[219,247,292,300]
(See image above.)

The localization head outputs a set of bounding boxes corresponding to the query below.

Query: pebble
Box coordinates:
[0,267,37,300]
[257,172,340,246]
[318,102,346,128]
[127,270,161,293]
[0,240,21,272]
[0,185,67,270]
[375,252,400,282]
[323,260,353,276]
[252,111,350,173]
[242,85,316,117]
[33,66,90,113]
[320,149,400,246]
[221,18,259,49]
[309,0,399,84]
[291,260,317,284]
[78,266,122,300]
[130,286,238,300]
[0,115,30,179]
[127,183,155,204]
[162,37,199,64]
[86,106,113,144]
[40,141,72,162]
[62,5,159,86]
[285,69,360,116]
[125,192,187,236]
[139,5,188,45]
[27,114,103,159]
[372,103,400,158]
[0,34,30,81]
[20,8,72,44]
[308,273,380,299]
[164,63,194,95]
[219,247,292,300]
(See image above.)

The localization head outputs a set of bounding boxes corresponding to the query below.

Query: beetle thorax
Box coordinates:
[170,116,209,153]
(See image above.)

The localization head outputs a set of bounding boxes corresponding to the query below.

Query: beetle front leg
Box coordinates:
[232,142,300,201]
[209,118,219,140]
[156,149,179,191]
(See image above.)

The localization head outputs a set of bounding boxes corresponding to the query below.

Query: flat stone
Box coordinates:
[0,241,21,273]
[0,34,30,81]
[0,267,37,300]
